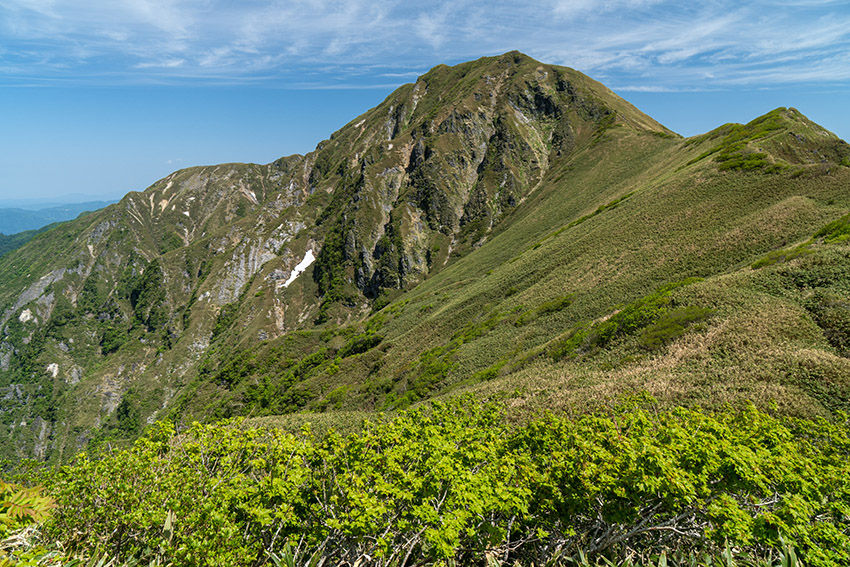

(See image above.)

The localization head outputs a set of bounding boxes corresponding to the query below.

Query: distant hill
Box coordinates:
[0,201,112,234]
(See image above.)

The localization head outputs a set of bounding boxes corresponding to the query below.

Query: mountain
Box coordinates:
[0,52,849,462]
[0,201,114,235]
[0,225,53,259]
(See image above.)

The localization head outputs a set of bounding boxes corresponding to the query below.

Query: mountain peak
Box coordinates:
[687,107,850,173]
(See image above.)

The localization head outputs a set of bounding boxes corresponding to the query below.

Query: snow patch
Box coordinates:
[183,211,190,217]
[240,188,259,204]
[46,363,59,378]
[19,309,34,323]
[283,250,316,288]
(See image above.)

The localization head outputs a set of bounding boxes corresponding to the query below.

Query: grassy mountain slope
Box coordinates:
[1,53,849,462]
[198,107,850,428]
[0,225,53,258]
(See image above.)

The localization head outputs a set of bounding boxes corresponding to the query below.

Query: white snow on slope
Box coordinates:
[283,250,316,288]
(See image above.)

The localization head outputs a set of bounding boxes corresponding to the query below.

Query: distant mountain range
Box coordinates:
[0,201,113,235]
[0,52,848,464]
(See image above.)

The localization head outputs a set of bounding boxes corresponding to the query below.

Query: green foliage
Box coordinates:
[638,306,715,351]
[0,480,53,539]
[126,260,167,331]
[814,213,850,243]
[77,276,105,314]
[716,152,775,172]
[688,110,789,172]
[753,212,850,271]
[211,302,240,341]
[37,399,850,566]
[157,231,183,255]
[515,294,573,326]
[99,323,129,355]
[469,358,509,382]
[752,242,813,269]
[551,279,702,360]
[395,313,503,406]
[804,289,850,357]
[338,330,384,358]
[114,398,141,436]
[0,227,48,259]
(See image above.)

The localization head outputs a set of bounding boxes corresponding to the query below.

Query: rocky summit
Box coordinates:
[1,52,849,462]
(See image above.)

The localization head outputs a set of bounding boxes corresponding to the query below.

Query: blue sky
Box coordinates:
[1,0,849,205]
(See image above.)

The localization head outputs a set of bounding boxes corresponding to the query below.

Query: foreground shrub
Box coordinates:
[0,480,54,564]
[39,397,850,566]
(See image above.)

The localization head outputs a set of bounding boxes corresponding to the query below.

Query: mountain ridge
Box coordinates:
[0,52,849,462]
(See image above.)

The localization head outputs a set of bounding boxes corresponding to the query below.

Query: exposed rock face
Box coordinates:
[0,52,678,461]
[309,53,667,303]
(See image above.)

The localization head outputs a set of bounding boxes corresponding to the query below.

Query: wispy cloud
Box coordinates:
[0,0,848,89]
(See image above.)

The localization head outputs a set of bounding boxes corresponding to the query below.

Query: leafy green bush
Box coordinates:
[0,480,53,539]
[814,213,850,243]
[687,110,788,171]
[516,295,573,327]
[752,242,813,269]
[550,279,702,360]
[338,330,384,358]
[638,306,714,350]
[100,323,129,355]
[211,302,240,340]
[38,397,850,566]
[0,480,55,565]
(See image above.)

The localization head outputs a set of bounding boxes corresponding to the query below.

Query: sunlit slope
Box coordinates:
[0,52,677,460]
[184,107,850,423]
[1,50,849,461]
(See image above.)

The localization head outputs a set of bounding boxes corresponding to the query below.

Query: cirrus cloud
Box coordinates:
[0,0,848,89]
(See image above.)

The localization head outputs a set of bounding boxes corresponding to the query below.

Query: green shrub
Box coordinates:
[805,289,850,356]
[752,242,813,269]
[688,110,789,173]
[338,330,383,358]
[638,306,714,350]
[211,302,240,340]
[516,294,573,326]
[551,279,701,360]
[814,213,850,243]
[36,397,850,566]
[0,480,54,539]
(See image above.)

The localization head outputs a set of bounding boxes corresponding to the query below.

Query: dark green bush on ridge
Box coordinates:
[550,279,703,360]
[38,396,850,566]
[638,306,714,350]
[815,213,850,243]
